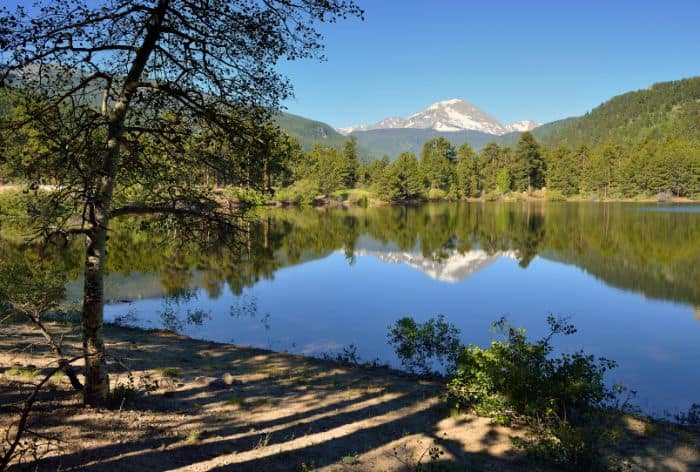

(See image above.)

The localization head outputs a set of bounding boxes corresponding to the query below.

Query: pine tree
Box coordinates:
[546,146,579,196]
[378,152,423,201]
[420,137,456,191]
[478,142,507,193]
[342,136,360,188]
[512,132,545,193]
[455,143,480,198]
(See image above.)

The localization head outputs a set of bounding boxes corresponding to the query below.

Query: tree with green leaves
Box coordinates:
[582,141,624,199]
[367,155,390,186]
[512,132,545,193]
[342,136,360,188]
[309,145,349,195]
[546,146,579,196]
[455,143,480,198]
[420,137,456,191]
[0,0,362,407]
[377,152,424,201]
[478,142,509,193]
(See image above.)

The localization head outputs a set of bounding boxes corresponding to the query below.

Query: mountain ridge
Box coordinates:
[338,99,539,136]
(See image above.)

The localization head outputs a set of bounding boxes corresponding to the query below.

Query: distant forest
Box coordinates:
[1,77,699,203]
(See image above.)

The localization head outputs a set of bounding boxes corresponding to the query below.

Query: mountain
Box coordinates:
[274,112,348,151]
[504,120,540,133]
[2,66,352,155]
[339,99,538,136]
[347,128,508,160]
[540,76,700,147]
[356,247,516,283]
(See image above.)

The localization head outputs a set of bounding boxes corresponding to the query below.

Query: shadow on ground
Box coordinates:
[1,323,699,471]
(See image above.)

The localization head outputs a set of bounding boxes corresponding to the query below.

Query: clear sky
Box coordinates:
[4,0,699,128]
[278,0,700,128]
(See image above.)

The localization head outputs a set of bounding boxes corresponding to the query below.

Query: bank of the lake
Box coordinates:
[4,200,699,415]
[1,321,698,471]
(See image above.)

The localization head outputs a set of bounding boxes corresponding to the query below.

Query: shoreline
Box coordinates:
[2,184,696,209]
[1,321,698,470]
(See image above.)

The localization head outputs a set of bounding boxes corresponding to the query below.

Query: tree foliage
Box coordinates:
[0,0,362,406]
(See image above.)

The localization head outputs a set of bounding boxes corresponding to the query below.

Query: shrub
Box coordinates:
[483,190,504,201]
[545,189,567,201]
[111,383,138,406]
[426,188,447,201]
[223,187,268,206]
[388,315,461,376]
[656,191,673,203]
[156,367,181,378]
[275,179,319,205]
[674,403,700,426]
[447,316,625,469]
[0,188,67,218]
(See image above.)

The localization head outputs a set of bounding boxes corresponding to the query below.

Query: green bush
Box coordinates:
[483,189,504,201]
[275,179,319,205]
[223,187,268,206]
[0,188,65,217]
[674,403,700,426]
[426,188,447,201]
[545,189,567,201]
[388,315,461,376]
[447,316,625,469]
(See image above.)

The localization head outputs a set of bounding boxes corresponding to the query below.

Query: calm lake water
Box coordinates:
[20,202,700,415]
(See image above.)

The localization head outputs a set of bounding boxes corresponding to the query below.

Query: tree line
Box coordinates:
[3,88,698,205]
[330,132,699,202]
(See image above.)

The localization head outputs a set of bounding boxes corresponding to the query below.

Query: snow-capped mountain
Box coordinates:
[354,247,518,283]
[338,99,538,136]
[503,120,540,133]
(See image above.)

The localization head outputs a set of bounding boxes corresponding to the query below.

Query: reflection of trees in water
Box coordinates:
[1,202,698,307]
[158,292,211,332]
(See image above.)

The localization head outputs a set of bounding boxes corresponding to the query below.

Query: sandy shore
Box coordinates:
[1,322,698,471]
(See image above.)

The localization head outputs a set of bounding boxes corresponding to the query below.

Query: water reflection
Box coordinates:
[2,202,699,413]
[1,202,698,308]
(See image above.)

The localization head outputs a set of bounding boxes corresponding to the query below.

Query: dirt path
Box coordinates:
[1,323,698,471]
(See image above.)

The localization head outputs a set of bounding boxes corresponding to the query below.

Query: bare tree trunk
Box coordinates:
[82,224,109,406]
[77,0,170,407]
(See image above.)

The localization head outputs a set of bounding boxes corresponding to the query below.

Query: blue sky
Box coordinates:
[4,0,699,127]
[279,0,700,127]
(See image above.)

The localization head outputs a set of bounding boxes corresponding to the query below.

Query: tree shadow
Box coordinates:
[3,323,698,471]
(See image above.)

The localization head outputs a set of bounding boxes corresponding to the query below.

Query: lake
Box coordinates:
[8,202,700,415]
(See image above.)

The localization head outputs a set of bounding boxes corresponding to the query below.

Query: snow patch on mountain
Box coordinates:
[354,247,518,283]
[338,99,538,136]
[504,120,540,133]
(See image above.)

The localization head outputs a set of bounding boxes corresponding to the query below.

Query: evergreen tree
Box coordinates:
[546,146,579,196]
[378,152,424,201]
[367,156,390,186]
[309,144,347,195]
[420,137,456,191]
[512,132,545,193]
[582,141,624,198]
[342,136,360,188]
[478,142,507,193]
[455,143,480,198]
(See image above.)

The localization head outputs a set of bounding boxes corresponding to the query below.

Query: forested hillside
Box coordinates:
[541,77,700,147]
[274,112,347,151]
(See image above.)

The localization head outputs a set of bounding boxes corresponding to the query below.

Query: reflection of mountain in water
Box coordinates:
[356,248,516,282]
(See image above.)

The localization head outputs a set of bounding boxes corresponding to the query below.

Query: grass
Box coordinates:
[341,454,360,465]
[250,397,275,408]
[156,367,181,378]
[227,395,246,407]
[111,384,138,405]
[5,366,41,378]
[185,430,201,444]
